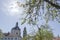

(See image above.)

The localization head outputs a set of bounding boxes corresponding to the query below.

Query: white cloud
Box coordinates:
[2,0,24,16]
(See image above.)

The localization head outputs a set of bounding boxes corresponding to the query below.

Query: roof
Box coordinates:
[3,33,21,37]
[12,22,20,30]
[53,37,60,40]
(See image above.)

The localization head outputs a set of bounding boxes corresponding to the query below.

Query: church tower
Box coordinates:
[11,22,21,36]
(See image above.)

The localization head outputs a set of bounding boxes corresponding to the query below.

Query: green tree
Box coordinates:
[23,27,27,37]
[23,27,27,40]
[0,29,3,39]
[33,24,53,40]
[23,24,53,40]
[17,0,60,25]
[17,0,58,40]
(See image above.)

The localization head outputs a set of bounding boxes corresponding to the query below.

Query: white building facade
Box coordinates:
[0,22,22,40]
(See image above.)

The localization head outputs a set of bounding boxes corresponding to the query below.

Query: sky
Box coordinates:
[0,0,60,37]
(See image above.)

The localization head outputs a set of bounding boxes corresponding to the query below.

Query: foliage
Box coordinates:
[0,29,3,38]
[17,0,60,25]
[17,0,57,40]
[35,24,53,40]
[23,27,27,37]
[22,24,53,40]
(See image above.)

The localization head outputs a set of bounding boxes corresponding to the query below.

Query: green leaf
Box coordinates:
[21,19,26,25]
[32,0,36,4]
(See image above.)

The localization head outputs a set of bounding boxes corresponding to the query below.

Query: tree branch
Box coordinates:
[44,0,60,9]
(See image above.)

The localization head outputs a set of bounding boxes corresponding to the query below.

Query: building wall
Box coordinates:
[1,37,22,40]
[11,30,20,36]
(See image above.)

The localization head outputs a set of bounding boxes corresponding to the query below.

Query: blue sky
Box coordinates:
[0,0,60,37]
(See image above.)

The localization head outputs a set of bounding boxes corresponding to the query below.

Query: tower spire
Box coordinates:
[16,22,18,27]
